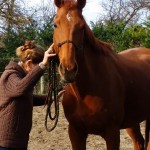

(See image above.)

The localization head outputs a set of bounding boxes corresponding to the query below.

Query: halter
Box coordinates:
[55,25,85,53]
[57,40,83,53]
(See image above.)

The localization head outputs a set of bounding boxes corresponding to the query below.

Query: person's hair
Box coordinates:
[16,41,45,64]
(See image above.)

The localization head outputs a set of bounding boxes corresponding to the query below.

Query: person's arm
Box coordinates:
[33,94,46,106]
[4,65,44,98]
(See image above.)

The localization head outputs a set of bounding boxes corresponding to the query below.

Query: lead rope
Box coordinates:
[45,57,59,132]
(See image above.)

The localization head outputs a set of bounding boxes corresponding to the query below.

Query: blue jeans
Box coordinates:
[0,147,27,150]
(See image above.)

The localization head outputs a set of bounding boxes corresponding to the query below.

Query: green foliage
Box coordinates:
[37,19,54,48]
[92,21,126,52]
[0,58,15,73]
[91,19,150,52]
[124,25,148,47]
[0,19,54,72]
[2,18,54,58]
[3,29,22,57]
[142,17,150,48]
[2,20,38,57]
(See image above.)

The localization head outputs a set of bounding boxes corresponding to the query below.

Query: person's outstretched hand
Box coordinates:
[42,43,56,66]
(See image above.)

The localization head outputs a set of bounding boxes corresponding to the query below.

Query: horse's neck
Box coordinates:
[78,40,113,71]
[70,44,117,99]
[76,38,118,83]
[84,24,113,55]
[73,25,118,94]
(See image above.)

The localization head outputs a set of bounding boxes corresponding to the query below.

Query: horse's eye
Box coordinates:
[53,23,57,28]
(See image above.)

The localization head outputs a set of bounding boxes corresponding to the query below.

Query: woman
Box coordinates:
[0,41,62,150]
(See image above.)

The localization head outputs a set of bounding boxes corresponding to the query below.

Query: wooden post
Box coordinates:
[40,75,44,94]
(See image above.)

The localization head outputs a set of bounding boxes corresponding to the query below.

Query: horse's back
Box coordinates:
[119,47,150,64]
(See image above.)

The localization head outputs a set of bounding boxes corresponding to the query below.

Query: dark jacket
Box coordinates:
[0,61,45,148]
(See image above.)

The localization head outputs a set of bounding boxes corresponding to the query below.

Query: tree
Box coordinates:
[90,0,150,52]
[143,17,150,48]
[31,0,55,47]
[100,0,150,27]
[0,0,32,56]
[0,0,56,57]
[0,0,30,33]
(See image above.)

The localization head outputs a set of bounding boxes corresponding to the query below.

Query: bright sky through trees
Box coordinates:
[27,0,102,25]
[83,0,102,24]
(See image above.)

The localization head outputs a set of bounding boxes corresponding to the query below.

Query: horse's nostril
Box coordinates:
[74,64,78,72]
[66,64,78,72]
[66,67,70,71]
[59,63,78,75]
[59,63,78,83]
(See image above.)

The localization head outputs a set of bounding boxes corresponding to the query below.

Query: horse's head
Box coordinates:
[53,0,86,83]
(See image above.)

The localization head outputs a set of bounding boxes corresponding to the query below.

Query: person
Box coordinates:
[0,41,64,150]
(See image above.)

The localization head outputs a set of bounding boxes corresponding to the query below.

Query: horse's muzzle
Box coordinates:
[58,63,78,83]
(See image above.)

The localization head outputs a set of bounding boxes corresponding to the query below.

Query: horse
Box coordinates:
[52,0,150,149]
[119,47,150,65]
[119,48,150,149]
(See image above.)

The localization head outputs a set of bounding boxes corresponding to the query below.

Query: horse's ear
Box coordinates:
[77,0,86,9]
[54,0,63,8]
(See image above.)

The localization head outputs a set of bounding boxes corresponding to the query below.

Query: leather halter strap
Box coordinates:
[57,40,83,52]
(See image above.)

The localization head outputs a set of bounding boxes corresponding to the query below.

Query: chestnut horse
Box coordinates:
[53,0,150,149]
[119,47,150,64]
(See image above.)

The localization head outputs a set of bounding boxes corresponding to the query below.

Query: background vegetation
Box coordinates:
[0,0,150,72]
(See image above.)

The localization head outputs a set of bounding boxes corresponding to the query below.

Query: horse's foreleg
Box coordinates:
[126,124,144,150]
[103,126,120,150]
[68,124,87,150]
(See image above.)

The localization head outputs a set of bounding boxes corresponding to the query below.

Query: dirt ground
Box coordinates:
[28,104,145,150]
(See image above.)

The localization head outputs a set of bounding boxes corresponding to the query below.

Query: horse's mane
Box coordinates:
[84,22,114,55]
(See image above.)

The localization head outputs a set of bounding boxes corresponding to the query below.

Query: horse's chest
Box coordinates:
[63,94,122,133]
[81,96,105,115]
[70,96,110,129]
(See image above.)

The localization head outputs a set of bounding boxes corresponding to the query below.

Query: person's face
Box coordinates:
[24,60,37,73]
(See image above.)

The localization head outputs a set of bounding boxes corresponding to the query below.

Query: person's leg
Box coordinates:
[0,147,27,150]
[0,147,9,150]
